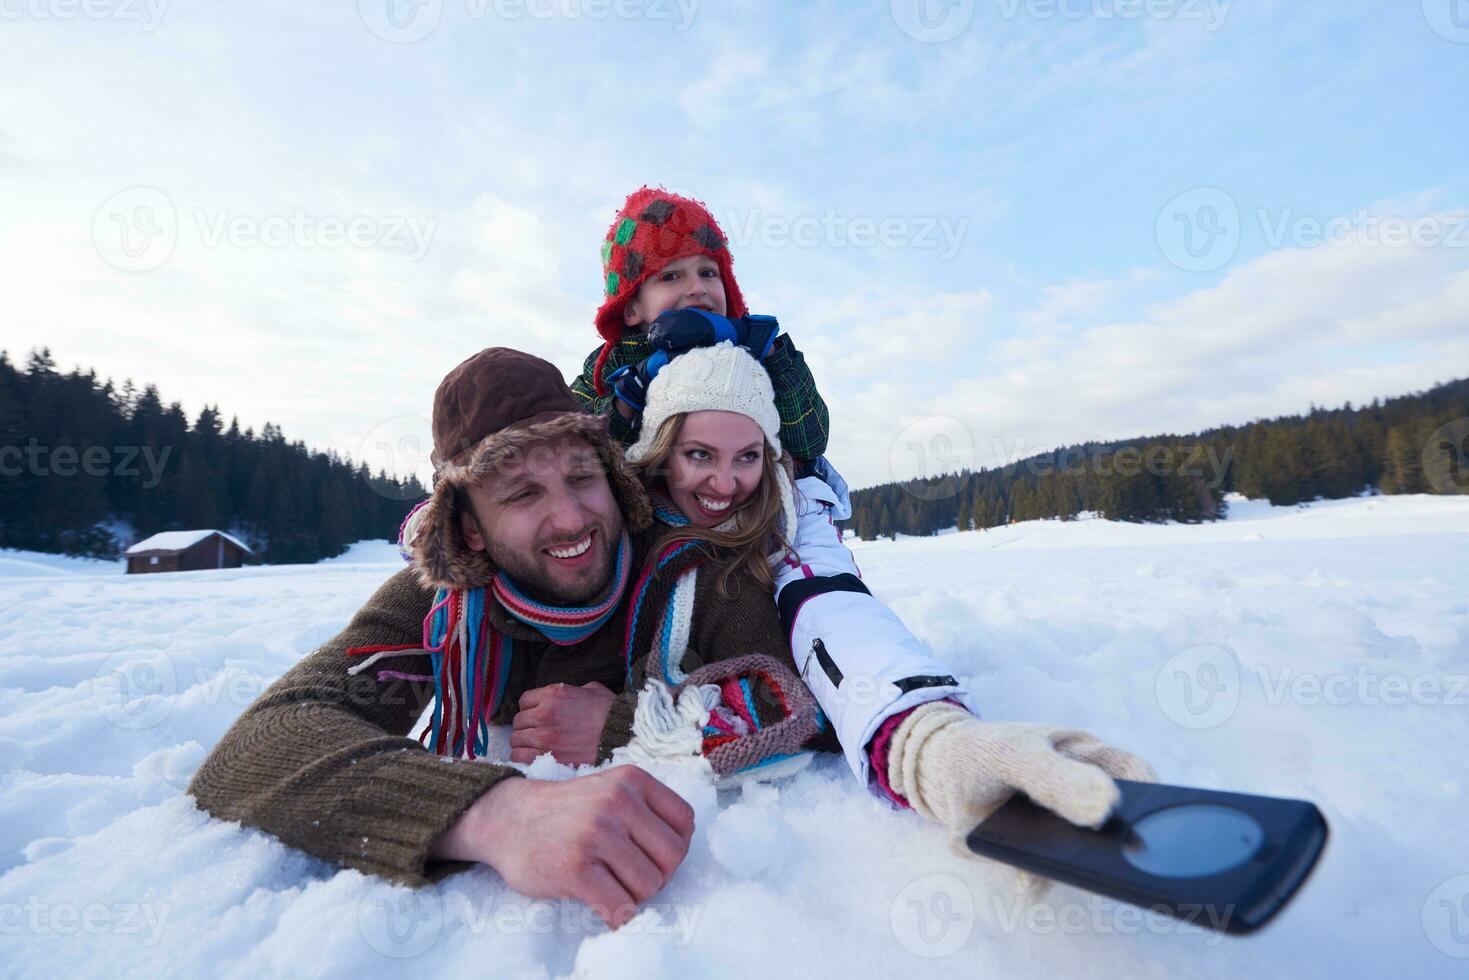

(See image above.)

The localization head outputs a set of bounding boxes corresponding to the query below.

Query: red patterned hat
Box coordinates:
[591,187,748,392]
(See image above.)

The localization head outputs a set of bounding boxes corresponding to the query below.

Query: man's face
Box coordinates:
[459,435,624,604]
[622,254,728,330]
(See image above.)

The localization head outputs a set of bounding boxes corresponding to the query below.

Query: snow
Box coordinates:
[320,540,402,564]
[125,530,253,557]
[0,549,124,578]
[4,496,1468,978]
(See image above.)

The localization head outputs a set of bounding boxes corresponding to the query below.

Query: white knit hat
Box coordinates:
[625,341,798,550]
[626,342,782,465]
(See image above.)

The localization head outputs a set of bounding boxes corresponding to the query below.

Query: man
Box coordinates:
[190,346,1152,930]
[189,348,703,928]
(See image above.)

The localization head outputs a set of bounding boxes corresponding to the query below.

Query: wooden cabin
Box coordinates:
[125,530,254,574]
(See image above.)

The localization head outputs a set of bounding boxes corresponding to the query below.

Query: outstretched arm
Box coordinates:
[775,474,978,790]
[187,568,516,884]
[777,476,1156,837]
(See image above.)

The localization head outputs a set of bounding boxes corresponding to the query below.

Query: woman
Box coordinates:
[589,339,844,785]
[609,341,1157,837]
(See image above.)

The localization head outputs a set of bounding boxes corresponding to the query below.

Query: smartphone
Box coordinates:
[964,779,1328,934]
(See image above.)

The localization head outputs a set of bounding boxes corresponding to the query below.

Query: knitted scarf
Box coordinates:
[615,490,826,782]
[351,474,795,759]
[619,490,786,688]
[610,492,727,688]
[347,529,632,760]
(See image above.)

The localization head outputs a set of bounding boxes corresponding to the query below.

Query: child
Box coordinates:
[569,186,831,467]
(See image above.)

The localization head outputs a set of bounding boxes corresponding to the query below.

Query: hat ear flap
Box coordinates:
[410,478,497,592]
[598,434,653,534]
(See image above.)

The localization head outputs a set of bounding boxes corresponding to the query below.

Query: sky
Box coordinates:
[2,0,1467,490]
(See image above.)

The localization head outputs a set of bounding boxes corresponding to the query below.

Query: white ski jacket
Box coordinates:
[775,471,981,793]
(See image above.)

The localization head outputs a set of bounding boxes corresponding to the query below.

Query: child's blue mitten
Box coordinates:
[647,309,780,361]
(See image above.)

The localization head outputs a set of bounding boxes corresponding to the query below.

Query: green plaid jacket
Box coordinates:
[569,334,830,461]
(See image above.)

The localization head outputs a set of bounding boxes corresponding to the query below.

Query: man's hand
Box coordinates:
[430,767,696,927]
[510,682,616,766]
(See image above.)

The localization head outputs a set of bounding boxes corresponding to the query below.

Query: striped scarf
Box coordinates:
[347,529,632,760]
[615,494,829,781]
[619,493,733,689]
[620,478,799,689]
[354,474,795,759]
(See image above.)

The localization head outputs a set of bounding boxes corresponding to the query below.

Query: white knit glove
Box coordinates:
[888,701,1155,897]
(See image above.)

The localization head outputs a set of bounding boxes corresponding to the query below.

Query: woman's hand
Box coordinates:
[509,681,617,766]
[889,701,1156,832]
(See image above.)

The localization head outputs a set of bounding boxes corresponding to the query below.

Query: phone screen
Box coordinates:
[1119,803,1265,878]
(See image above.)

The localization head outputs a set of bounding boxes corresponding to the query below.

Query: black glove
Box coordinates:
[647,308,781,361]
[738,314,780,361]
[606,350,670,414]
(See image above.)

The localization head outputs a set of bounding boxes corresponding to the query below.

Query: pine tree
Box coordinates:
[1380,426,1424,494]
[1010,481,1034,522]
[877,503,895,540]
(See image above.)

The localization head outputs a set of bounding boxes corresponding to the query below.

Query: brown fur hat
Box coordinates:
[402,348,652,593]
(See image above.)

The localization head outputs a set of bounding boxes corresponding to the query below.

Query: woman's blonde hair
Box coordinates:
[632,412,795,596]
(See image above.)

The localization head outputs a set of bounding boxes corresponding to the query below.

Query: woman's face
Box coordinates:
[666,410,765,527]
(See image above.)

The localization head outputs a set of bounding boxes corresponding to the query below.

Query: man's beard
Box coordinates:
[485,513,624,606]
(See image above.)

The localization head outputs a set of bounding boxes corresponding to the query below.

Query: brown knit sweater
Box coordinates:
[187,528,833,886]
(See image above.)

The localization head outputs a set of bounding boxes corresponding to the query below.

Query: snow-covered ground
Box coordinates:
[3,495,1468,979]
[0,549,124,578]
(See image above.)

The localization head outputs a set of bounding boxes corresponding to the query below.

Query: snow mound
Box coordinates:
[3,497,1467,977]
[320,540,404,565]
[0,549,124,578]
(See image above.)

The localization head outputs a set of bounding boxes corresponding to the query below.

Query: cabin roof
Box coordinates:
[125,530,254,557]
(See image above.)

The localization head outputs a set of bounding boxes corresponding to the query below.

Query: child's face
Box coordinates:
[622,254,727,330]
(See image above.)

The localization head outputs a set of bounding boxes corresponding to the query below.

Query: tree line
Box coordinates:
[0,349,425,563]
[844,377,1469,540]
[6,347,1465,559]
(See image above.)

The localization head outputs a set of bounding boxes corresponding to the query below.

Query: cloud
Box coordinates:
[810,209,1469,487]
[4,0,1463,503]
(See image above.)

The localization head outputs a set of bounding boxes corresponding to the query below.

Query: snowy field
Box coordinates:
[3,494,1468,979]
